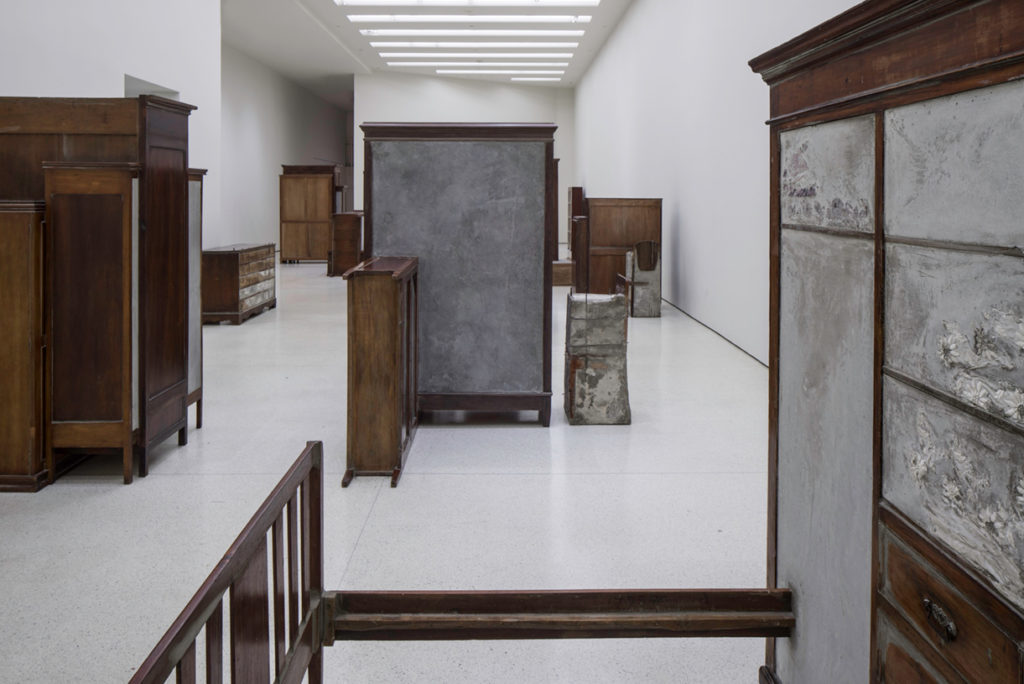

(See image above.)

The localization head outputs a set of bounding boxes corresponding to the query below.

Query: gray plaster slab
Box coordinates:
[885,243,1024,429]
[370,139,546,394]
[776,228,875,683]
[780,115,875,232]
[883,377,1024,612]
[885,79,1024,248]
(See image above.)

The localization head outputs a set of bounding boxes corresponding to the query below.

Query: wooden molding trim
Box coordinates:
[361,122,557,141]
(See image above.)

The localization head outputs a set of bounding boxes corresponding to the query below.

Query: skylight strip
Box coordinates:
[436,69,565,74]
[388,61,569,66]
[369,41,579,47]
[378,52,574,57]
[338,1,599,6]
[360,28,585,36]
[349,14,591,23]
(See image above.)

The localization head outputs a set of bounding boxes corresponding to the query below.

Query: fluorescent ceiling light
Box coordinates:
[436,69,565,74]
[360,29,585,36]
[378,52,574,57]
[388,61,569,66]
[511,77,562,81]
[370,41,579,47]
[338,1,599,6]
[349,14,591,23]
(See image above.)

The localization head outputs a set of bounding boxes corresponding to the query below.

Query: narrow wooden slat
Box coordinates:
[271,513,286,675]
[205,600,223,684]
[287,492,299,643]
[175,641,196,684]
[307,442,324,684]
[300,477,311,620]
[334,611,794,640]
[329,589,794,641]
[229,535,270,684]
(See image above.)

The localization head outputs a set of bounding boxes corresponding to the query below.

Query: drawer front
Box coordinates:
[881,528,1021,682]
[240,255,275,276]
[239,267,274,290]
[240,287,274,313]
[239,245,274,264]
[239,277,274,301]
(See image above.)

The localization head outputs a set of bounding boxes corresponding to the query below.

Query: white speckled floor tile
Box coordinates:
[0,263,769,683]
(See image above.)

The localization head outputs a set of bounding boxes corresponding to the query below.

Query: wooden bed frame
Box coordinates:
[133,442,794,682]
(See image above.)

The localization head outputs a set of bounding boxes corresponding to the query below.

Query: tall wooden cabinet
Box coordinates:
[279,165,340,262]
[343,257,418,488]
[0,95,196,484]
[0,202,45,491]
[751,2,1024,681]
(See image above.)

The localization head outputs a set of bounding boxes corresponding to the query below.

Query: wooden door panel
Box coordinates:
[50,193,125,422]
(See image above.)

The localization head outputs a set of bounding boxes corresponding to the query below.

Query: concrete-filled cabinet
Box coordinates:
[751,1,1024,681]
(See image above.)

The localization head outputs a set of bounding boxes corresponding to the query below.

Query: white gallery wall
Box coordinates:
[354,72,575,240]
[219,45,350,248]
[0,0,222,239]
[575,0,854,363]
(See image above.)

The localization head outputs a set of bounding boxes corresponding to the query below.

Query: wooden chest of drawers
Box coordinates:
[201,243,276,324]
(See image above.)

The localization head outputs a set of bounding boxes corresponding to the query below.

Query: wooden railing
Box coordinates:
[133,441,793,681]
[130,441,323,684]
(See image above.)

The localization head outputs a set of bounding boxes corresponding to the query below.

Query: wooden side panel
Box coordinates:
[587,199,661,246]
[347,274,400,472]
[0,206,45,486]
[140,102,189,446]
[328,213,362,276]
[50,193,126,422]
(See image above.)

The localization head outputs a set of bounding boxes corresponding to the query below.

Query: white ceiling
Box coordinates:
[221,0,634,109]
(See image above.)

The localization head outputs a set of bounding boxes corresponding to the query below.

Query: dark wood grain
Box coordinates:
[230,535,270,684]
[272,513,286,676]
[764,127,781,672]
[138,99,190,457]
[751,0,1024,121]
[44,164,136,484]
[175,640,196,684]
[0,203,46,491]
[344,257,418,486]
[881,515,1022,682]
[205,600,223,684]
[328,589,793,641]
[326,213,362,276]
[583,198,661,294]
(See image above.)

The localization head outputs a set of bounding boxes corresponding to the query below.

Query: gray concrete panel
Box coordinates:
[776,229,875,683]
[780,115,875,231]
[886,244,1024,429]
[883,377,1024,611]
[370,140,547,394]
[885,79,1024,248]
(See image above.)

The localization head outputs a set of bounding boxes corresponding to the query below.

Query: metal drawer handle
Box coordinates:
[923,597,958,642]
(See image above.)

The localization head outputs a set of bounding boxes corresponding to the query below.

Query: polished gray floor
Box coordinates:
[0,262,768,683]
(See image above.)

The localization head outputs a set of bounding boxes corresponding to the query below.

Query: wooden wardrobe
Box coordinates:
[0,95,196,485]
[279,165,341,262]
[751,1,1024,681]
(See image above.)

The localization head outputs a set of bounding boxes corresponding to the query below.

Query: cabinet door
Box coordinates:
[280,223,308,260]
[307,222,331,260]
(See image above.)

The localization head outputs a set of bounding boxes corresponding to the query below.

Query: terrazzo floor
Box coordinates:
[0,261,769,683]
